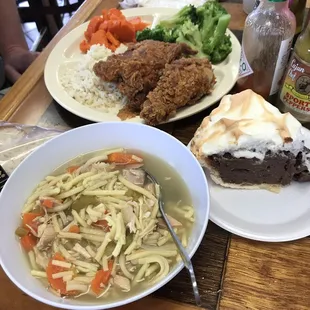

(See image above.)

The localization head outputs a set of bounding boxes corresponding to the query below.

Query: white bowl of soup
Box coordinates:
[0,122,209,309]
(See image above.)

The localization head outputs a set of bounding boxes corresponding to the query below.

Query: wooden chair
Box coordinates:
[17,0,85,50]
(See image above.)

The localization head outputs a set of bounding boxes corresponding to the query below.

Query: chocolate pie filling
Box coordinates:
[209,149,310,186]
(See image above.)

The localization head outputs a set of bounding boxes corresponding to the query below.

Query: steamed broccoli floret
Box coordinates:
[159,5,198,29]
[136,26,165,42]
[137,0,232,64]
[166,28,179,42]
[197,0,230,40]
[176,21,208,58]
[202,13,231,55]
[197,0,228,28]
[136,25,177,43]
[196,0,232,63]
[209,34,232,63]
[180,20,202,48]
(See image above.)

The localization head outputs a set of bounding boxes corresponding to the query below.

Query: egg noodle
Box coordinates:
[17,148,194,299]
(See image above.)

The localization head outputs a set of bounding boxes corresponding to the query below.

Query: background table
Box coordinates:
[1,1,310,309]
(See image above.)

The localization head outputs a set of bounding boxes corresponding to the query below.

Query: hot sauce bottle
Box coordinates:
[277,19,310,123]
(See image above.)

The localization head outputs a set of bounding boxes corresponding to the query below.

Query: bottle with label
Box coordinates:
[277,20,310,123]
[237,0,296,100]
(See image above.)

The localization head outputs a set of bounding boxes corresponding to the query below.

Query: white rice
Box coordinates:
[59,44,128,113]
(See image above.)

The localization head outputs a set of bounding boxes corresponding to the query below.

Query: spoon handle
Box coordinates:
[159,201,201,307]
[145,171,202,306]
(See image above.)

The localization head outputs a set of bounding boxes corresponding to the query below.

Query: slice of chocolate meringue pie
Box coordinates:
[191,89,310,190]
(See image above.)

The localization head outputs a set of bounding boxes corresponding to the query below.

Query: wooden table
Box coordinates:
[1,1,310,309]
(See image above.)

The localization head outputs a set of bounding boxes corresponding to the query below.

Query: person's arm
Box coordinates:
[0,0,28,57]
[0,0,39,83]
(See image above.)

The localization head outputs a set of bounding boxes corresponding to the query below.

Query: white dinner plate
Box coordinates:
[44,7,241,123]
[188,127,310,242]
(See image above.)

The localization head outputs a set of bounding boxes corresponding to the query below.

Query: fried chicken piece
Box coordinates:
[140,58,216,126]
[93,40,197,111]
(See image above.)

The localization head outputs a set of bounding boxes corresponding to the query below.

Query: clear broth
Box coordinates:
[26,148,194,303]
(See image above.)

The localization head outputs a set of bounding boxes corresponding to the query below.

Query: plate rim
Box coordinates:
[187,126,310,242]
[44,6,241,124]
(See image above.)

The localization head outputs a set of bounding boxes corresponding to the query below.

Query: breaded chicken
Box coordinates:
[140,58,216,125]
[93,40,197,111]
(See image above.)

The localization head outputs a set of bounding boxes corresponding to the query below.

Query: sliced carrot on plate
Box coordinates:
[109,44,117,52]
[79,40,90,53]
[109,14,121,21]
[85,16,104,41]
[99,20,108,31]
[107,8,125,20]
[100,20,120,33]
[128,17,142,23]
[102,9,109,21]
[116,20,136,42]
[90,30,109,47]
[106,31,120,47]
[128,17,149,31]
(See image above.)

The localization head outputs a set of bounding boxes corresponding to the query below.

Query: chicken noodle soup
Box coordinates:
[16,148,194,300]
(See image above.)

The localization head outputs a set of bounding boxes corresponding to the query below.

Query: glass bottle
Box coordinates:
[277,20,310,123]
[236,0,296,100]
[289,0,306,42]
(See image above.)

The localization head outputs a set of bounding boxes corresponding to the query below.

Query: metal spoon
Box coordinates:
[145,170,202,307]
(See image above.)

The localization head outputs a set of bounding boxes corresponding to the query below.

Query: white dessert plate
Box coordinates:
[44,7,241,124]
[188,127,310,242]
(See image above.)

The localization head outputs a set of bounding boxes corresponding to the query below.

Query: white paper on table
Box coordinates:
[120,0,207,9]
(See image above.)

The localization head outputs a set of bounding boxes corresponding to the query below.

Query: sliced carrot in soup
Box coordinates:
[41,199,54,209]
[107,152,143,165]
[22,212,42,233]
[46,253,77,296]
[91,261,113,295]
[92,220,110,232]
[69,225,80,233]
[66,165,80,174]
[20,234,37,252]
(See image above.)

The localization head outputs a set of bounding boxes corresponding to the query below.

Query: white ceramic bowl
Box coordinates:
[0,122,209,309]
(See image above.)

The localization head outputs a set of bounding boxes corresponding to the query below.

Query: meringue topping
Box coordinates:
[191,89,305,161]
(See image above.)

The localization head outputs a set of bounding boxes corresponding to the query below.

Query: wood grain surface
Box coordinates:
[220,236,310,310]
[155,223,230,310]
[2,1,310,310]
